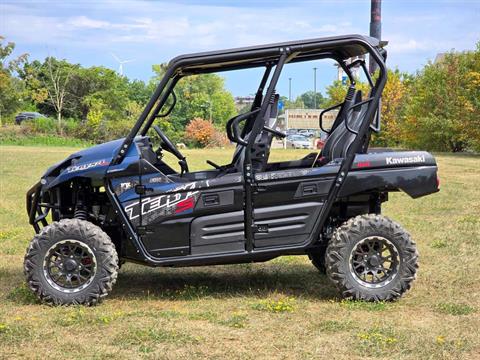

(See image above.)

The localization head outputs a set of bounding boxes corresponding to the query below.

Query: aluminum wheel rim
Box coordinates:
[348,236,400,289]
[43,240,97,293]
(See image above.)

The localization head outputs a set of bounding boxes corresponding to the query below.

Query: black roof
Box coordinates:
[168,34,385,74]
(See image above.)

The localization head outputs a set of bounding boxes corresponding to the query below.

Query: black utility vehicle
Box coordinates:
[25,35,439,305]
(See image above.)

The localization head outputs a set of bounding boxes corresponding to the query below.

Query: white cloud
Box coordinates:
[388,38,428,53]
[68,16,111,29]
[2,0,478,79]
[1,0,361,51]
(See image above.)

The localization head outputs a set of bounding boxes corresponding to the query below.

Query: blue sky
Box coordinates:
[1,0,479,98]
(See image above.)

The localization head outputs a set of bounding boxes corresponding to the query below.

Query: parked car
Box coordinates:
[286,134,312,149]
[298,129,315,138]
[15,112,46,125]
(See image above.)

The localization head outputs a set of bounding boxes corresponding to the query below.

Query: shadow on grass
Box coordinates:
[1,259,338,303]
[111,262,338,301]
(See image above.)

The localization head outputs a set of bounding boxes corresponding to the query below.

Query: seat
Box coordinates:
[321,90,369,162]
[328,85,356,134]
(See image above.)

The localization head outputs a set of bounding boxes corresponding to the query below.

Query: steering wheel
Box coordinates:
[153,125,189,173]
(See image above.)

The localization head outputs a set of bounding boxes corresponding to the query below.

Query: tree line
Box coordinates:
[1,36,479,152]
[322,44,479,152]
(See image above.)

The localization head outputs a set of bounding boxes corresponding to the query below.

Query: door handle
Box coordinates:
[203,194,220,206]
[302,184,317,195]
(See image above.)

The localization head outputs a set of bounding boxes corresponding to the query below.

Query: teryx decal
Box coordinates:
[124,183,199,221]
[175,197,195,214]
[66,160,110,173]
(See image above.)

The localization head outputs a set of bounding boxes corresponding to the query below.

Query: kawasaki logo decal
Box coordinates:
[385,155,425,165]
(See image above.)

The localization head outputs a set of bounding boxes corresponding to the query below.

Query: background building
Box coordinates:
[234,96,255,111]
[282,108,338,131]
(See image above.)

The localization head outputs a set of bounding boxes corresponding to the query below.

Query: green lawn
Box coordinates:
[0,145,479,359]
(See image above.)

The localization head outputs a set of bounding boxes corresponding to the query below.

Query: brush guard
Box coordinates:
[26,182,50,233]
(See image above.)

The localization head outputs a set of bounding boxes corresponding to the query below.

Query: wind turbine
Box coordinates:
[111,53,135,76]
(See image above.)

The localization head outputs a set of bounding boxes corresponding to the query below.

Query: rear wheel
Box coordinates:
[325,214,418,301]
[24,219,118,305]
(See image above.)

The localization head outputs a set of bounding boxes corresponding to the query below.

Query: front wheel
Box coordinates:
[325,214,418,301]
[24,219,119,306]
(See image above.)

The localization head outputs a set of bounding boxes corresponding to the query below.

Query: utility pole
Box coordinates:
[288,77,292,102]
[313,67,317,109]
[369,0,382,74]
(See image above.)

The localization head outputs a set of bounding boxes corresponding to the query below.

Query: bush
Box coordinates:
[25,117,57,134]
[0,124,91,146]
[0,124,30,140]
[62,118,80,137]
[400,45,480,152]
[106,119,135,140]
[185,118,215,147]
[184,118,229,148]
[206,128,229,148]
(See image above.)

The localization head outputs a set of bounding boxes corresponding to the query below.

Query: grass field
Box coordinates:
[0,145,479,359]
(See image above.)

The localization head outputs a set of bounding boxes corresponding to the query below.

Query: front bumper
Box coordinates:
[26,181,49,233]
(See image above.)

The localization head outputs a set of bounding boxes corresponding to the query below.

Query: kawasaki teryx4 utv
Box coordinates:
[25,35,439,305]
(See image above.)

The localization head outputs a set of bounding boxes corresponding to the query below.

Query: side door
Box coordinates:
[252,166,336,248]
[108,145,197,258]
[137,165,245,258]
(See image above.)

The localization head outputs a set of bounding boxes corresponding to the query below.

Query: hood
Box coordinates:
[69,138,125,163]
[41,138,126,189]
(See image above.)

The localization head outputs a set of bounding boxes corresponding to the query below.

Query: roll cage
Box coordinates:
[112,34,387,166]
[103,35,389,265]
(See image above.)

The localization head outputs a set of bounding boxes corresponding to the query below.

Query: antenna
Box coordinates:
[111,53,135,76]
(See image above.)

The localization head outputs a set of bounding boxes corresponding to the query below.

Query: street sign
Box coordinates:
[278,100,284,111]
